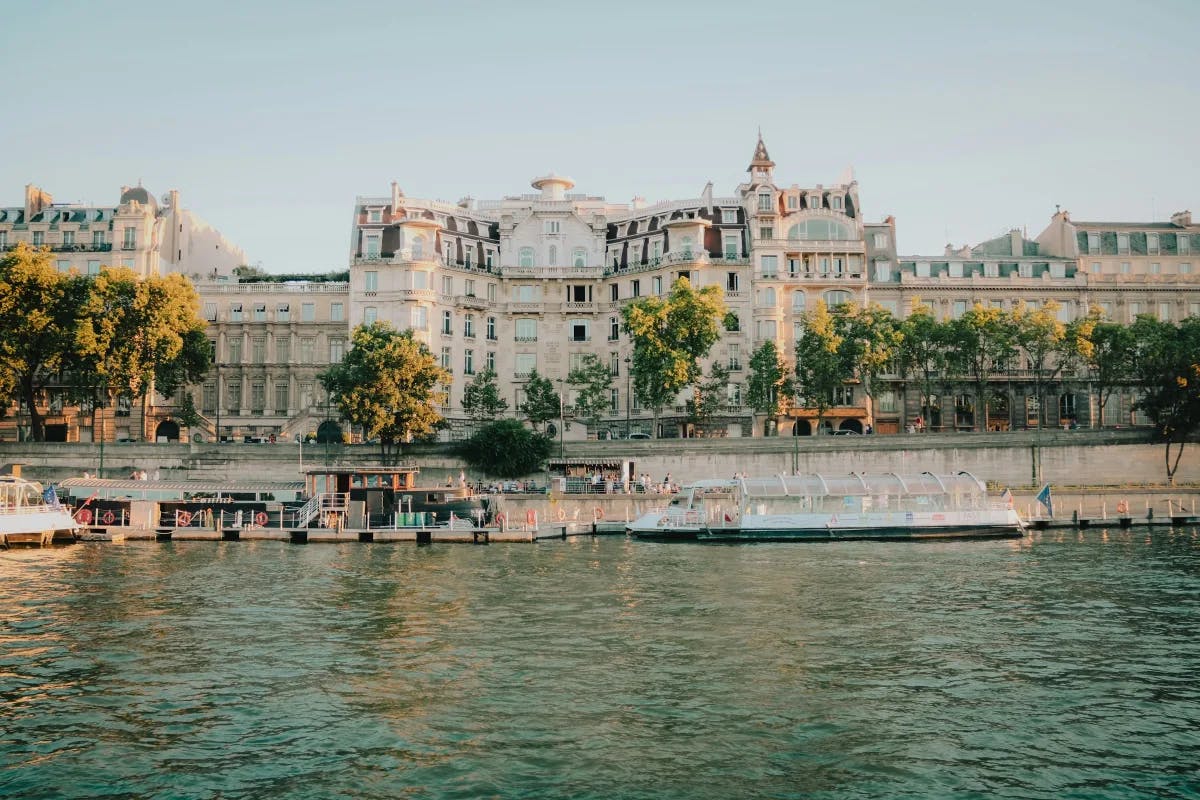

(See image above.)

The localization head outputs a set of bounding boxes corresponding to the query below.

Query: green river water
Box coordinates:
[1,530,1198,799]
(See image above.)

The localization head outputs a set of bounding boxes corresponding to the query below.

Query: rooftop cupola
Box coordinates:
[747,130,775,181]
[531,174,575,201]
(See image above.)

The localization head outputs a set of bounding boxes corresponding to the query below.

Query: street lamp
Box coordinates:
[624,356,632,438]
[214,362,221,445]
[557,380,565,459]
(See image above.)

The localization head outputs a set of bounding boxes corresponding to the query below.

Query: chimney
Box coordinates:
[24,184,52,219]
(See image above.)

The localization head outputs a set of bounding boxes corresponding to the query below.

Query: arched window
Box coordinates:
[519,247,534,267]
[573,248,586,267]
[787,219,854,241]
[824,290,851,308]
[791,290,806,312]
[548,245,557,266]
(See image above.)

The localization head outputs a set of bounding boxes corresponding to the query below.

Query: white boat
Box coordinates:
[0,475,80,548]
[628,471,1023,542]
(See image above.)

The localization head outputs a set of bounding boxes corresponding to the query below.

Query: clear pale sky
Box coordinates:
[2,0,1197,272]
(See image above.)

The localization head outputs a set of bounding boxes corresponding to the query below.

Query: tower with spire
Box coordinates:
[747,128,775,184]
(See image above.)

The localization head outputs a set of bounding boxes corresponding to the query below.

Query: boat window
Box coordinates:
[426,493,439,503]
[351,475,365,488]
[366,475,381,488]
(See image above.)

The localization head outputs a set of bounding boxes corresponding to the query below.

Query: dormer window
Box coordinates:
[367,208,381,223]
[757,192,772,212]
[808,194,822,210]
[830,196,843,211]
[544,220,561,234]
[787,195,799,210]
[721,209,737,224]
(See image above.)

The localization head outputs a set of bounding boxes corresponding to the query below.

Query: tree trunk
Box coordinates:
[20,376,44,442]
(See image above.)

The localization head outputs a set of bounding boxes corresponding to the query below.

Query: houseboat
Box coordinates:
[628,471,1024,542]
[0,474,79,548]
[304,466,491,528]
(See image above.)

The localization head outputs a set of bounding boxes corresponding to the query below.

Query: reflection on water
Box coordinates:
[1,529,1198,799]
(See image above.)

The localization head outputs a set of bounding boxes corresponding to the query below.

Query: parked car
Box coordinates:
[626,432,652,440]
[831,429,860,436]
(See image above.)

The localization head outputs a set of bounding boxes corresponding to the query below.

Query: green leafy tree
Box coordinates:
[173,392,204,432]
[746,340,792,434]
[566,353,612,432]
[1082,314,1136,427]
[1012,300,1067,429]
[622,277,726,437]
[461,369,509,422]
[833,302,902,428]
[946,304,1018,431]
[897,302,948,431]
[1130,316,1200,484]
[0,243,89,441]
[320,321,449,464]
[794,300,848,435]
[686,362,732,428]
[519,369,560,432]
[458,419,552,478]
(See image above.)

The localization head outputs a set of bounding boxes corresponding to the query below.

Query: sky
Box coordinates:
[2,0,1197,272]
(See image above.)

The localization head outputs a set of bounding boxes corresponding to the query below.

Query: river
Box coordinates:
[2,530,1198,799]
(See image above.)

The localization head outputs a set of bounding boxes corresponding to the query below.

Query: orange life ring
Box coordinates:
[101,509,115,525]
[525,509,537,526]
[556,508,566,522]
[1116,500,1129,515]
[75,508,92,525]
[593,506,604,521]
[176,510,192,527]
[255,511,268,526]
[495,512,507,527]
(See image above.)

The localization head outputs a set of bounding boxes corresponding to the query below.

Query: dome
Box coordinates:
[120,185,156,209]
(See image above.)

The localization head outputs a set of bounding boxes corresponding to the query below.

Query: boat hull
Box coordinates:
[632,523,1022,542]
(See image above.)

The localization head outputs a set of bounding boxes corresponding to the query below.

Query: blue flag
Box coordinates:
[42,485,61,508]
[1036,484,1053,518]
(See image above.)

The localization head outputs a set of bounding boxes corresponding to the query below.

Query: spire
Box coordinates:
[747,129,775,173]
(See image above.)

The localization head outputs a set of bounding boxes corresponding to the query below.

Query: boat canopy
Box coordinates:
[735,472,986,499]
[0,476,46,509]
[58,478,304,501]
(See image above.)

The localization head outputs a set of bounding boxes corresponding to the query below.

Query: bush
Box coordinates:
[458,419,552,478]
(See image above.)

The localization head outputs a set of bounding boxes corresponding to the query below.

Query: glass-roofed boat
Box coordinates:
[628,471,1023,542]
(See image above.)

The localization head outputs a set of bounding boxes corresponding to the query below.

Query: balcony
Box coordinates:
[564,301,595,311]
[757,238,866,254]
[501,264,604,279]
[50,242,112,252]
[121,243,137,251]
[456,295,488,310]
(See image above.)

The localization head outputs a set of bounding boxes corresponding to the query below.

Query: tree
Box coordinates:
[320,322,449,463]
[794,300,848,435]
[1012,300,1067,429]
[622,277,726,437]
[519,369,559,432]
[458,419,552,478]
[686,362,731,429]
[461,369,509,422]
[1081,314,1136,427]
[155,326,213,401]
[946,304,1018,431]
[833,302,902,428]
[1130,316,1200,485]
[746,340,792,434]
[566,353,612,432]
[0,243,88,441]
[897,302,948,432]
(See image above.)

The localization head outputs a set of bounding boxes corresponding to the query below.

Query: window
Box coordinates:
[464,349,474,375]
[1151,262,1161,274]
[830,196,843,210]
[1087,232,1101,254]
[788,219,853,240]
[1148,233,1160,254]
[757,192,772,212]
[331,302,343,322]
[276,303,290,322]
[329,338,346,362]
[1181,263,1192,274]
[230,303,243,322]
[486,316,496,340]
[487,283,496,301]
[442,310,453,334]
[949,263,963,278]
[364,306,377,324]
[759,226,774,240]
[87,260,100,275]
[252,337,266,364]
[228,338,243,363]
[610,283,619,302]
[368,208,381,223]
[441,347,452,371]
[833,258,844,275]
[760,255,778,278]
[1121,262,1130,274]
[631,245,641,264]
[515,353,536,377]
[570,320,589,342]
[254,304,266,322]
[610,388,619,413]
[1190,303,1200,318]
[122,228,135,249]
[548,245,557,266]
[953,300,968,319]
[464,314,475,338]
[365,271,378,291]
[1117,233,1130,254]
[573,248,586,267]
[569,353,589,372]
[569,284,590,302]
[276,335,290,363]
[757,319,777,340]
[824,290,851,307]
[225,381,241,413]
[1158,302,1170,321]
[1050,263,1066,279]
[411,307,428,330]
[791,291,806,312]
[787,195,799,210]
[728,343,741,371]
[1129,302,1141,318]
[1091,262,1101,274]
[874,260,891,282]
[519,247,534,267]
[652,276,662,295]
[0,231,7,248]
[1100,302,1113,318]
[544,220,561,234]
[832,386,854,406]
[759,287,776,307]
[464,248,473,269]
[32,231,44,246]
[787,258,801,277]
[442,276,453,295]
[203,302,217,321]
[365,235,380,258]
[515,319,537,341]
[651,240,662,260]
[1179,236,1191,255]
[609,317,620,341]
[62,230,74,247]
[486,351,495,371]
[680,236,694,257]
[727,272,739,292]
[873,232,889,248]
[299,383,315,410]
[275,382,289,413]
[300,338,315,364]
[302,303,315,322]
[631,279,640,298]
[251,383,265,414]
[723,234,740,259]
[515,285,539,302]
[411,271,428,290]
[93,231,104,247]
[818,258,830,275]
[722,209,737,224]
[202,382,216,413]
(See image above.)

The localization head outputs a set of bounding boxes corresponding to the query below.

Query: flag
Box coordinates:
[1036,484,1054,518]
[42,485,61,508]
[1000,487,1013,508]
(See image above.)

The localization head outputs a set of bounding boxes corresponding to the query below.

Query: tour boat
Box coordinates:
[628,471,1024,542]
[0,475,80,548]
